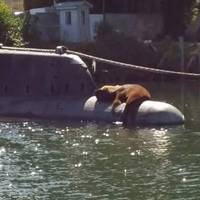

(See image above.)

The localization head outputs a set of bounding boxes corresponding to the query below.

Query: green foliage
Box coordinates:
[21,12,35,42]
[0,0,24,46]
[190,0,200,23]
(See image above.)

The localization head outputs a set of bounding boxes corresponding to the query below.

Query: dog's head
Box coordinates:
[95,85,121,102]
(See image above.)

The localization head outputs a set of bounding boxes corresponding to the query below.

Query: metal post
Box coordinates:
[198,43,200,73]
[102,0,106,24]
[179,36,185,112]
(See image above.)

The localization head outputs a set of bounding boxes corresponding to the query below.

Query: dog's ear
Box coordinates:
[94,88,101,96]
[95,88,116,102]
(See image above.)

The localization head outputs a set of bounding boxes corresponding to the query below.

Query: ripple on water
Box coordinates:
[0,119,198,199]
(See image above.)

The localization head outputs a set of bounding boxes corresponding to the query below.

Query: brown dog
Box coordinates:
[95,84,151,125]
[95,84,151,107]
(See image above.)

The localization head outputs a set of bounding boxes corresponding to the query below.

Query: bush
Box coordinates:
[0,0,24,46]
[95,21,115,39]
[21,12,37,43]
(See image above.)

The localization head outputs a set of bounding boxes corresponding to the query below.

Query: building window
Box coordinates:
[65,11,72,25]
[81,11,85,25]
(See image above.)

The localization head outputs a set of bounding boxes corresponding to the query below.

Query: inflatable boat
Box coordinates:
[0,47,184,126]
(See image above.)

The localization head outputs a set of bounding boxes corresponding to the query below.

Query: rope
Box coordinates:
[1,45,200,78]
[67,50,200,78]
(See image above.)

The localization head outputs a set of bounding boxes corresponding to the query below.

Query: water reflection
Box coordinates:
[0,120,194,199]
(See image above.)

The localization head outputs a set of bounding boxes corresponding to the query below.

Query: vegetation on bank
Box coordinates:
[67,34,200,74]
[3,0,200,46]
[20,21,200,75]
[0,0,24,46]
[1,0,200,74]
[161,0,199,38]
[22,1,200,74]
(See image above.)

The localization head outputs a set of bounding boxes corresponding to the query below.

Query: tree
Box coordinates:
[161,0,199,38]
[0,0,24,46]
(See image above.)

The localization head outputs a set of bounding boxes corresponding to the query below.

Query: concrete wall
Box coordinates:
[104,13,163,40]
[78,5,91,42]
[0,51,95,97]
[30,7,163,42]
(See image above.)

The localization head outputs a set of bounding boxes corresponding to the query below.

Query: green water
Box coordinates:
[0,81,200,200]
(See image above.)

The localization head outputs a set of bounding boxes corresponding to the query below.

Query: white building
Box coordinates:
[30,1,94,43]
[56,1,92,42]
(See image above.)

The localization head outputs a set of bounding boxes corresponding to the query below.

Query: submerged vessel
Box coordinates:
[0,47,184,126]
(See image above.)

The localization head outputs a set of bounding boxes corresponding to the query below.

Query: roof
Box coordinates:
[56,1,92,10]
[24,0,92,10]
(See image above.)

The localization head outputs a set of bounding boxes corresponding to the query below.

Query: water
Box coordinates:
[0,80,200,200]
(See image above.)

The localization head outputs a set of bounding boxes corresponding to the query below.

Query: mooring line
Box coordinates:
[1,45,200,78]
[67,49,200,78]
